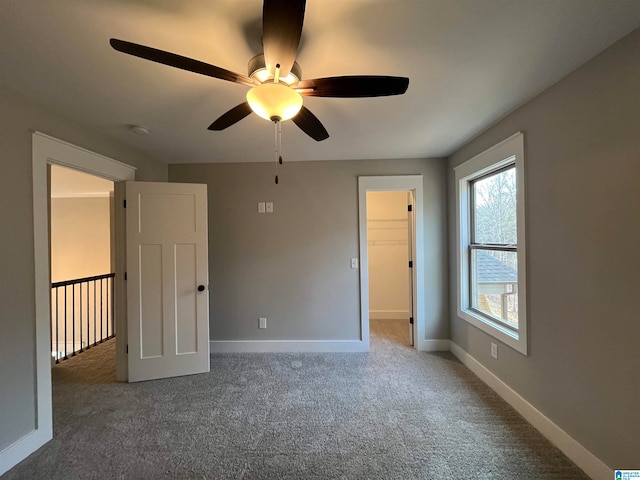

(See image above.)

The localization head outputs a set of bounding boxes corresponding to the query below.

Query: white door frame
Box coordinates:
[358,175,426,351]
[14,132,136,473]
[407,190,416,346]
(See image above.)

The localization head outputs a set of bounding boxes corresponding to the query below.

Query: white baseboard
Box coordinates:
[0,428,51,476]
[449,342,611,480]
[420,339,451,352]
[369,310,409,320]
[210,340,368,353]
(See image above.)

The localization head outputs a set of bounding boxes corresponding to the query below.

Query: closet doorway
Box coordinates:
[366,190,415,346]
[358,175,425,351]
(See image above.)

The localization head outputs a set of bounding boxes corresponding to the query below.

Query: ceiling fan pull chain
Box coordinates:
[274,120,280,184]
[278,120,283,165]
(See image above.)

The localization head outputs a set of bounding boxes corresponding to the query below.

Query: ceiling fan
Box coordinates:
[110,0,409,180]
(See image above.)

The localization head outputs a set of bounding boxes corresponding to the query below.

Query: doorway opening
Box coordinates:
[366,190,415,347]
[358,175,425,352]
[28,132,136,463]
[49,164,115,367]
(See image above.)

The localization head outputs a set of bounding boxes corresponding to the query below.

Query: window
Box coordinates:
[455,132,527,354]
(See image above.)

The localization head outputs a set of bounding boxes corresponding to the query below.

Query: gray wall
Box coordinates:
[447,29,640,467]
[0,85,167,451]
[169,158,448,342]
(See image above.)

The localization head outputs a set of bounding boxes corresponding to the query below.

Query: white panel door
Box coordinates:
[126,181,209,382]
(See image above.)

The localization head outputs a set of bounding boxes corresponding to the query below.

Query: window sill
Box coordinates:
[457,307,528,355]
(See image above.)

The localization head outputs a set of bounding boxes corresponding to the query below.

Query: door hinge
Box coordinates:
[123,199,127,208]
[408,204,413,212]
[409,260,413,268]
[409,316,414,325]
[126,344,128,354]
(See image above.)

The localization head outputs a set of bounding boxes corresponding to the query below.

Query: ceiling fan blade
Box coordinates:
[292,106,329,141]
[262,0,305,77]
[110,39,254,87]
[297,76,409,98]
[208,102,253,130]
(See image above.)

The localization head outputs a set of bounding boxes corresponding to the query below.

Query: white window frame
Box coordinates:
[454,132,527,354]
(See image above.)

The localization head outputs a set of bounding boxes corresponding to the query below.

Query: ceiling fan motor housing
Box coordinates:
[248,54,302,85]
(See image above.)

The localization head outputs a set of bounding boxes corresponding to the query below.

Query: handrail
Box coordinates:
[51,273,115,363]
[52,272,114,288]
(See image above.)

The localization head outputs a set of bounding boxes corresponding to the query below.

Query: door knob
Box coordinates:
[197,285,206,292]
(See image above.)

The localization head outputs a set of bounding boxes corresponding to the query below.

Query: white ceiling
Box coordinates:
[2,1,640,164]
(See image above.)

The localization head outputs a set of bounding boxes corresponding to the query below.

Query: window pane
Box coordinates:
[472,166,517,244]
[471,249,518,329]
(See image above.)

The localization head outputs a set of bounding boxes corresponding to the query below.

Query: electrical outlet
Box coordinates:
[491,342,498,359]
[259,317,267,329]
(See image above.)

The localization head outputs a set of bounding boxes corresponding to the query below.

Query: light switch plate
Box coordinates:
[258,202,266,214]
[259,317,267,329]
[266,202,273,213]
[350,258,359,269]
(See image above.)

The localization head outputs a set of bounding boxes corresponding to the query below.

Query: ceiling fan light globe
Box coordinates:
[246,83,303,122]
